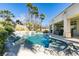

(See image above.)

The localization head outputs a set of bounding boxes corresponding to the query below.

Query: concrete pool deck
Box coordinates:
[17,44,51,56]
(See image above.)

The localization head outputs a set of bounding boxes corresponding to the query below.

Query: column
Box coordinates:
[76,20,79,35]
[63,13,71,38]
[51,24,54,34]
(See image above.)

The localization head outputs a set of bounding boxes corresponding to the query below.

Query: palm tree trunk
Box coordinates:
[40,20,42,31]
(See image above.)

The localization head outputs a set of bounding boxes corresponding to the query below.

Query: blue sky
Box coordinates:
[0,3,71,26]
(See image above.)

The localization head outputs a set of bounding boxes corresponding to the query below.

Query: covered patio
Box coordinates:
[53,16,79,38]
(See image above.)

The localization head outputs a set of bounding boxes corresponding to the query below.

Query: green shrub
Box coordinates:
[0,27,8,55]
[4,25,14,35]
[0,21,15,55]
[5,21,14,27]
[43,30,49,33]
[0,21,6,26]
[0,27,8,39]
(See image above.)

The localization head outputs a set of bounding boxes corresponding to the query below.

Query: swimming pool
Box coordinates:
[25,34,68,50]
[25,34,49,48]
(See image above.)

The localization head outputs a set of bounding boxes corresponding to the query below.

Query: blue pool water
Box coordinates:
[25,34,49,48]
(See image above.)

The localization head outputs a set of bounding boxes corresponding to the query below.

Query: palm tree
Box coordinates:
[26,4,46,31]
[27,3,32,9]
[33,11,39,24]
[32,6,39,30]
[33,11,39,30]
[0,10,14,21]
[27,4,39,23]
[32,6,39,20]
[26,4,39,30]
[26,3,33,22]
[32,6,38,13]
[39,13,45,31]
[0,10,15,27]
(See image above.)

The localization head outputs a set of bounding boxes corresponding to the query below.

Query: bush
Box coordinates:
[43,30,49,33]
[0,27,8,55]
[4,25,14,35]
[0,21,15,55]
[5,21,14,27]
[0,27,8,39]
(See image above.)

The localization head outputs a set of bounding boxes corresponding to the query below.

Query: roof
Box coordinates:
[52,3,74,21]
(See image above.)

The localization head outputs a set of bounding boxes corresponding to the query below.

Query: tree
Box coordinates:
[16,20,23,25]
[32,6,39,22]
[0,10,15,55]
[26,3,45,31]
[27,3,32,9]
[27,4,39,23]
[31,6,39,30]
[40,14,45,21]
[0,27,8,55]
[26,3,33,22]
[0,10,14,21]
[40,14,45,31]
[26,3,39,30]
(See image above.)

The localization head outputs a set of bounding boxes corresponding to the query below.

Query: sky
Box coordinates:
[0,3,71,26]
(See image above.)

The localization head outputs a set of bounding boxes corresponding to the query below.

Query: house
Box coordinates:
[51,4,79,38]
